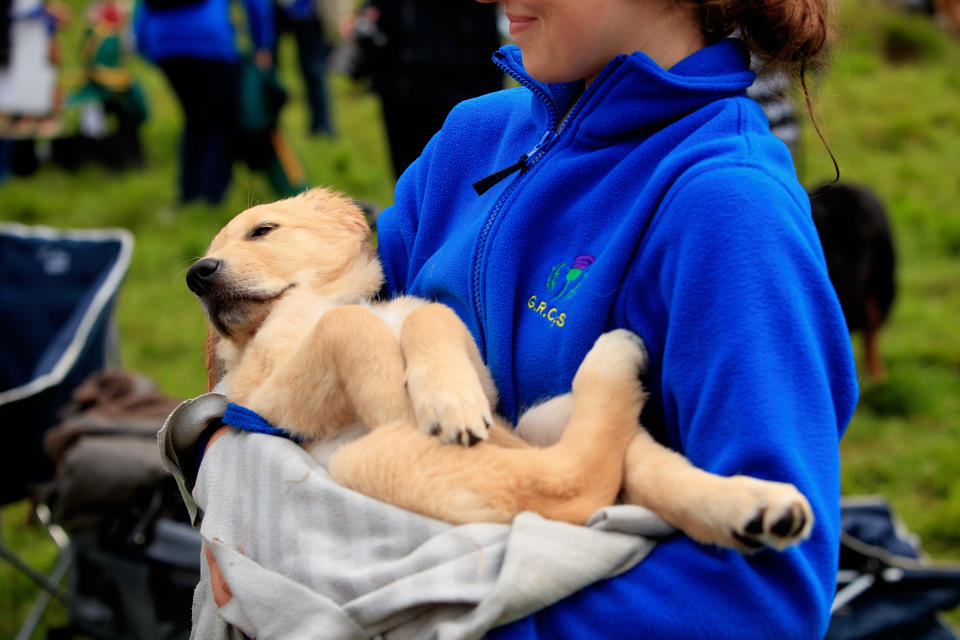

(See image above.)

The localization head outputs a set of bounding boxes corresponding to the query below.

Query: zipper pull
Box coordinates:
[473,156,527,195]
[472,130,556,196]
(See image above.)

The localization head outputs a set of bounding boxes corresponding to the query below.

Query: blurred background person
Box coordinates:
[0,0,70,179]
[342,0,502,178]
[132,0,274,205]
[272,0,334,137]
[55,0,147,171]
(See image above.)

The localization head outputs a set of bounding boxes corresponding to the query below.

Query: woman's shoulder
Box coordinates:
[664,99,810,219]
[673,158,806,212]
[417,87,541,176]
[651,148,815,255]
[441,87,542,138]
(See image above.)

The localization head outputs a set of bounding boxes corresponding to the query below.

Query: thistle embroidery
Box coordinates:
[547,255,594,301]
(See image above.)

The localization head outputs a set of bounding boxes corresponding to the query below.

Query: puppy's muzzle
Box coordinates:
[187,258,223,297]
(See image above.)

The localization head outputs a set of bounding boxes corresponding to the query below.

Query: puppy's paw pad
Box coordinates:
[772,504,808,538]
[729,491,814,554]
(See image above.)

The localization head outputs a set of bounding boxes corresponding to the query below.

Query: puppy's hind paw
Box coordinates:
[724,481,814,554]
[572,329,649,399]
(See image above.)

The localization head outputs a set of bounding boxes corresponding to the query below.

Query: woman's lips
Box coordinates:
[507,13,535,36]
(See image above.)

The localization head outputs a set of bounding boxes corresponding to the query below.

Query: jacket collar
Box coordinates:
[493,39,756,140]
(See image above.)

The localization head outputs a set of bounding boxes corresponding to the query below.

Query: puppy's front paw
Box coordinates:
[424,417,491,446]
[709,478,814,554]
[405,367,493,446]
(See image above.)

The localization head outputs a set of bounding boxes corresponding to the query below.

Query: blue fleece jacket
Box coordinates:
[133,0,274,63]
[376,40,858,639]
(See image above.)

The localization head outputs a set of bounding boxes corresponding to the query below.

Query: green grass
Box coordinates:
[801,2,960,573]
[3,0,960,635]
[800,0,960,629]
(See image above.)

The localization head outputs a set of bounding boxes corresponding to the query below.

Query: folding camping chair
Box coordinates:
[828,496,960,639]
[1,223,203,640]
[0,223,132,502]
[0,222,131,638]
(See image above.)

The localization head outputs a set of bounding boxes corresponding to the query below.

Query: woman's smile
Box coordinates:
[506,12,536,36]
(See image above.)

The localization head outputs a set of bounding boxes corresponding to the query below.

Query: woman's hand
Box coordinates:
[204,541,234,607]
[203,426,233,607]
[254,49,273,69]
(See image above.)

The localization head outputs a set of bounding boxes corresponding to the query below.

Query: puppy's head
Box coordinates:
[187,188,376,341]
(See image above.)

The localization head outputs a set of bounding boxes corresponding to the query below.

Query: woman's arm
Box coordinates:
[489,167,858,639]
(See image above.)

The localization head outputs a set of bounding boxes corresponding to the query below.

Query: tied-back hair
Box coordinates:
[693,0,830,65]
[690,0,839,180]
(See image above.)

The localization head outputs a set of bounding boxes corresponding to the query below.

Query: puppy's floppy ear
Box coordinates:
[204,327,225,392]
[301,186,371,236]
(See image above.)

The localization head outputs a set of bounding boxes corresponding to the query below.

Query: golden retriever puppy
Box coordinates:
[186,188,813,553]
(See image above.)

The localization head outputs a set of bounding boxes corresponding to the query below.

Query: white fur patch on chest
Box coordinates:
[367,296,430,340]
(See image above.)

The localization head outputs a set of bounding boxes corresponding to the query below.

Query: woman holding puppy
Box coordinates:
[374,0,857,637]
[193,0,856,636]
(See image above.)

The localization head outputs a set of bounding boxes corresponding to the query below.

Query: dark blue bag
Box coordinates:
[828,497,960,639]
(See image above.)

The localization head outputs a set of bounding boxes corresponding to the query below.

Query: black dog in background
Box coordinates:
[809,182,897,380]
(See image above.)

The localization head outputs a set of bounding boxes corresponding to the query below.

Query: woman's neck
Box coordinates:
[585,3,706,86]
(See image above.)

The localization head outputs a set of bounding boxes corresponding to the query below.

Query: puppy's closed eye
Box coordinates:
[249,223,279,239]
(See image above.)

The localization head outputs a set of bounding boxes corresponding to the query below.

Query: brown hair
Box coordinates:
[691,0,831,65]
[690,0,838,179]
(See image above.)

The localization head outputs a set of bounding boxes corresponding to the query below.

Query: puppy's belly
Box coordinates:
[514,394,574,447]
[306,424,369,469]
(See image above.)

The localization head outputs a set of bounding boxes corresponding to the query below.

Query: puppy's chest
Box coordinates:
[241,295,426,373]
[367,295,431,339]
[261,310,324,354]
[240,298,333,370]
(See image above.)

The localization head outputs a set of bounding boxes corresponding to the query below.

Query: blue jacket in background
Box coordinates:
[376,40,859,639]
[274,0,314,21]
[133,0,274,63]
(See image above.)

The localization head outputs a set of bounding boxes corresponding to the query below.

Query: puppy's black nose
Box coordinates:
[186,258,222,296]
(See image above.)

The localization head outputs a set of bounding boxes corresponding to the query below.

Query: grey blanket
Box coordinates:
[158,393,675,640]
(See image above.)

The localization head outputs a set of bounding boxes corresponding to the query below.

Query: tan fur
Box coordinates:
[189,187,814,553]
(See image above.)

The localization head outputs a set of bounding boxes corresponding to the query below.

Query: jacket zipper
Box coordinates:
[472,129,556,195]
[469,57,622,356]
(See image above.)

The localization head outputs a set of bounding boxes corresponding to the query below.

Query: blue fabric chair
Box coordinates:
[1,223,133,639]
[0,223,133,505]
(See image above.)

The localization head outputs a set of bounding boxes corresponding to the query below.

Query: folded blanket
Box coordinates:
[158,393,676,640]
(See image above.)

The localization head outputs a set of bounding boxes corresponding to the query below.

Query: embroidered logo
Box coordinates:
[525,254,595,328]
[547,255,594,301]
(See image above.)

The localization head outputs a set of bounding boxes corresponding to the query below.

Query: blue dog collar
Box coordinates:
[222,403,306,443]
